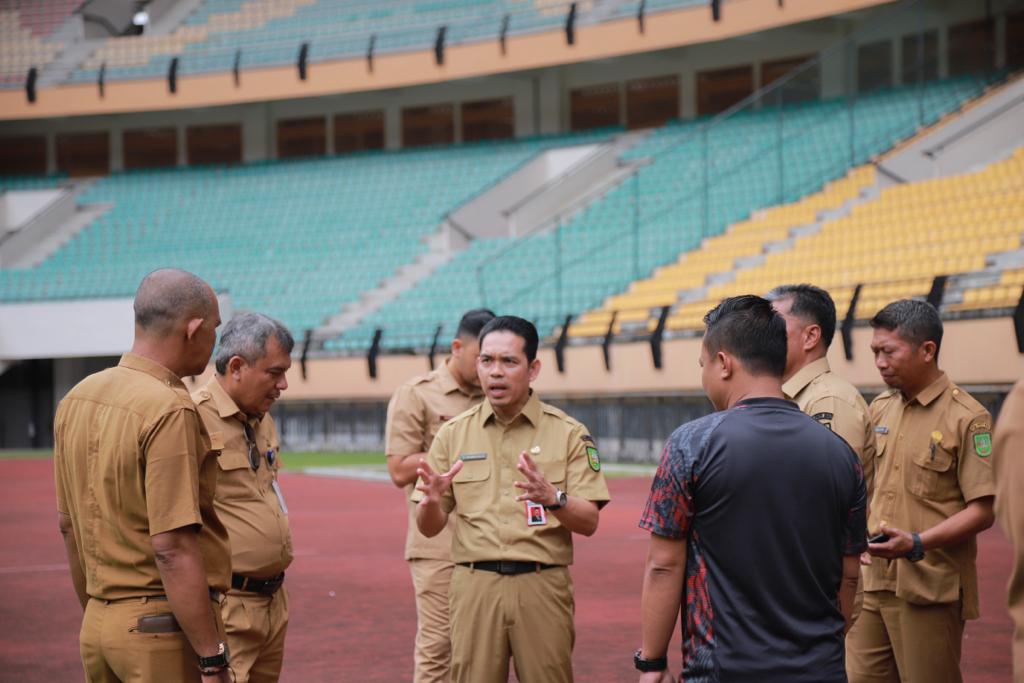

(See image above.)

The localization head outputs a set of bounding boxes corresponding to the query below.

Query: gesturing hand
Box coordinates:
[416,458,463,505]
[514,451,557,507]
[866,522,915,559]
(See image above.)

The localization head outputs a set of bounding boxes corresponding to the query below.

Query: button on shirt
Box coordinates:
[783,357,876,498]
[54,353,231,599]
[386,360,483,562]
[412,391,610,566]
[193,378,293,579]
[866,373,994,618]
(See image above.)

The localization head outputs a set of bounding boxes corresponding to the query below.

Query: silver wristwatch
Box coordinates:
[545,488,568,511]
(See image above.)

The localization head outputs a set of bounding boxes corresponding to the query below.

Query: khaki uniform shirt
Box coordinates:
[783,357,876,498]
[412,391,611,566]
[386,360,483,562]
[994,380,1024,676]
[865,373,994,619]
[53,353,231,600]
[193,378,293,579]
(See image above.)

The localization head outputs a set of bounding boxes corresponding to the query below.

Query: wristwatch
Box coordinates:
[198,641,230,671]
[905,532,925,563]
[545,488,568,511]
[634,649,668,672]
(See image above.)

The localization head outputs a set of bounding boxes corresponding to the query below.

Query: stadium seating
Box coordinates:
[0,131,616,337]
[336,75,992,349]
[68,0,704,84]
[0,1,79,86]
[573,144,1024,335]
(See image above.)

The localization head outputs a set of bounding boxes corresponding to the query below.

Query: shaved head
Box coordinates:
[134,268,215,334]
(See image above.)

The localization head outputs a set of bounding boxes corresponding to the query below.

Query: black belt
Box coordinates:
[458,561,559,575]
[231,572,285,595]
[101,588,224,604]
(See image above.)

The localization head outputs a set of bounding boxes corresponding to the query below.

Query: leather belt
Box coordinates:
[101,588,223,604]
[458,561,558,575]
[231,572,285,595]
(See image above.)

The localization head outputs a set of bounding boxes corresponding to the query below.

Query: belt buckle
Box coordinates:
[497,560,516,575]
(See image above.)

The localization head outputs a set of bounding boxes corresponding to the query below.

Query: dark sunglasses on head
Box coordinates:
[243,422,260,471]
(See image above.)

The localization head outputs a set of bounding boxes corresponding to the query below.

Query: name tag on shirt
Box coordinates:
[526,500,547,526]
[875,426,889,434]
[271,480,289,515]
[460,453,487,462]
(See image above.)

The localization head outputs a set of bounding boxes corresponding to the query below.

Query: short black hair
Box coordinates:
[478,315,539,363]
[870,299,943,355]
[766,283,837,348]
[455,308,496,339]
[134,268,213,332]
[703,295,787,377]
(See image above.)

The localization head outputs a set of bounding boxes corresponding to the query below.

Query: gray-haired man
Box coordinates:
[192,311,295,683]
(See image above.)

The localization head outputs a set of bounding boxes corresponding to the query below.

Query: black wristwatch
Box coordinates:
[545,488,568,511]
[634,649,668,672]
[198,641,230,671]
[905,532,925,563]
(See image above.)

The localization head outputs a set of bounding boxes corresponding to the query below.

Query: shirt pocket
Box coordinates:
[452,456,492,514]
[907,442,956,501]
[218,449,251,473]
[535,457,567,489]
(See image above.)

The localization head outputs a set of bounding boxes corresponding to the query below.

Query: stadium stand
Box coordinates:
[574,144,1024,335]
[0,130,615,337]
[335,74,994,350]
[0,1,79,85]
[66,0,703,84]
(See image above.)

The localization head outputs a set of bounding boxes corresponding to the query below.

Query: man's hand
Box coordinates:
[867,522,914,559]
[860,551,872,566]
[415,458,463,504]
[638,670,675,683]
[514,451,557,506]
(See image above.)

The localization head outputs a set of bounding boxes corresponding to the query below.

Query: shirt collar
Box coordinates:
[203,376,248,422]
[481,389,541,427]
[119,352,185,390]
[781,356,831,399]
[436,358,475,397]
[909,372,949,407]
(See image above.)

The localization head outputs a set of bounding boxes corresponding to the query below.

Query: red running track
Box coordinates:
[0,459,1011,681]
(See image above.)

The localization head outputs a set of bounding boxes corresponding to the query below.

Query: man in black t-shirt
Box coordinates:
[635,295,867,683]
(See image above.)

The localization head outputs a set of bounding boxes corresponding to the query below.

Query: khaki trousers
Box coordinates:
[409,558,454,683]
[80,595,226,683]
[449,564,575,683]
[222,587,289,683]
[846,590,964,683]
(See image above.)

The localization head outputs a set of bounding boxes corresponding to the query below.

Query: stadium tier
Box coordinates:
[65,0,701,85]
[573,145,1024,336]
[333,74,993,350]
[0,130,616,336]
[0,1,79,85]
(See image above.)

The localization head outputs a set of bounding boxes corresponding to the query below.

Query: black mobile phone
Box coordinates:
[868,532,890,544]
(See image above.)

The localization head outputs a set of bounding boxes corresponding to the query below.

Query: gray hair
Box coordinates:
[213,311,295,374]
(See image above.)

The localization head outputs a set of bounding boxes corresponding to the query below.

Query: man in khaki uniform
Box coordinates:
[414,316,610,683]
[847,299,995,683]
[994,379,1024,681]
[385,308,495,683]
[768,284,875,501]
[192,312,295,683]
[54,269,233,683]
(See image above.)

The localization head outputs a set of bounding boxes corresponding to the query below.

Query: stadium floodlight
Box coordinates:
[566,2,577,45]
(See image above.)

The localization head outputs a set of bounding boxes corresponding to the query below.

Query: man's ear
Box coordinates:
[227,355,246,377]
[717,351,732,379]
[803,324,822,352]
[919,340,937,364]
[451,338,463,357]
[528,358,542,382]
[185,317,203,340]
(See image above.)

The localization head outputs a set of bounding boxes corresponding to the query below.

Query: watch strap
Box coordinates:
[906,532,925,562]
[634,649,668,672]
[545,488,567,510]
[198,642,230,669]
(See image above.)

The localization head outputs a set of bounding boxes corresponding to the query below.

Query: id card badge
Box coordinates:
[526,500,547,526]
[271,479,289,515]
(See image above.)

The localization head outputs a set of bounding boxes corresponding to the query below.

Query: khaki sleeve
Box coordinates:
[994,381,1024,676]
[53,402,70,515]
[142,408,203,536]
[385,384,426,458]
[565,425,610,507]
[409,421,455,513]
[958,407,996,503]
[806,395,875,499]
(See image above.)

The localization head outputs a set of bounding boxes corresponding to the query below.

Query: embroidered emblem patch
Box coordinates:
[974,433,992,458]
[586,446,601,472]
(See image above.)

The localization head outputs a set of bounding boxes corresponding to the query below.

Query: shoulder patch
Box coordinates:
[581,434,595,445]
[585,446,601,472]
[974,432,992,458]
[811,411,834,423]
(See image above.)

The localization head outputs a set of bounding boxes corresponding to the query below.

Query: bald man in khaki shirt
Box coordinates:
[414,316,610,683]
[55,269,232,683]
[386,308,494,683]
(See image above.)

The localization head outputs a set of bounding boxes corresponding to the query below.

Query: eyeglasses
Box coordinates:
[243,422,260,471]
